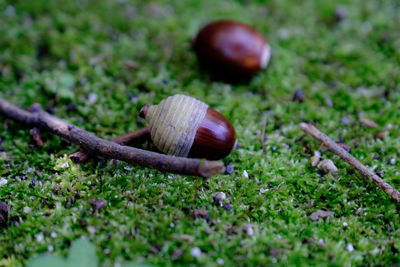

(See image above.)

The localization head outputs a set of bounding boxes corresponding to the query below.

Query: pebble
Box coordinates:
[347,243,354,252]
[259,188,269,194]
[292,90,304,102]
[88,93,98,104]
[213,192,226,203]
[0,178,7,187]
[243,225,254,236]
[225,163,234,174]
[61,162,70,169]
[87,226,96,234]
[36,233,44,242]
[23,206,31,214]
[190,247,202,258]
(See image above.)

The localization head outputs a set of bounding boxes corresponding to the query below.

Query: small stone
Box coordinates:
[317,159,338,177]
[225,163,234,174]
[124,166,133,171]
[23,206,31,214]
[87,226,96,234]
[340,116,350,125]
[190,247,202,258]
[242,170,249,178]
[61,162,70,169]
[0,178,7,187]
[292,90,304,102]
[259,188,269,194]
[347,243,354,252]
[310,151,321,167]
[309,210,334,221]
[242,225,254,236]
[213,192,226,203]
[36,233,44,242]
[324,97,333,108]
[88,93,98,104]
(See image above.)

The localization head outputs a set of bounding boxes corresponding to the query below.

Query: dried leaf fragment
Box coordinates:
[309,210,334,221]
[317,159,338,177]
[360,118,379,129]
[310,150,321,167]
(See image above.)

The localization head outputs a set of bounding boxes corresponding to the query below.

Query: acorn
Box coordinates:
[139,95,237,160]
[193,20,270,78]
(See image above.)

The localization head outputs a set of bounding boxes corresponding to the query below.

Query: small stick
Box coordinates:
[69,126,151,163]
[0,97,225,178]
[299,122,400,203]
[30,127,43,147]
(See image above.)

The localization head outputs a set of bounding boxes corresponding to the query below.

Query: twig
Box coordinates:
[299,122,400,203]
[69,126,151,163]
[0,97,225,178]
[30,127,43,147]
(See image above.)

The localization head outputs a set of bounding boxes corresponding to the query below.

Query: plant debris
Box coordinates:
[317,159,338,177]
[309,210,334,221]
[360,118,379,129]
[310,150,321,167]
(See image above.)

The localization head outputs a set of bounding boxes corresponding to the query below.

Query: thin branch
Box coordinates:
[69,126,151,163]
[300,122,400,203]
[0,97,225,178]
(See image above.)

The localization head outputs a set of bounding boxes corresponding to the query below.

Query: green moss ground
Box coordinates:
[0,0,399,266]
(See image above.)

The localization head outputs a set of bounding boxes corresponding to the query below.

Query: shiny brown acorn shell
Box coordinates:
[139,95,237,160]
[193,20,270,77]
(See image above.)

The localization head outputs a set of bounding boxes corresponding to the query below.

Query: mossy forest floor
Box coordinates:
[0,0,399,266]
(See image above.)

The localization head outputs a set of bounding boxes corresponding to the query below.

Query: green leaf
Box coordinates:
[67,238,98,267]
[26,254,68,267]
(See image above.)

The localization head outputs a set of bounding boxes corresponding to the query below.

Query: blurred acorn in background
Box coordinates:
[193,20,271,79]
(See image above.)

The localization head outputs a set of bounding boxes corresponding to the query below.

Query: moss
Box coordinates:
[0,0,399,266]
